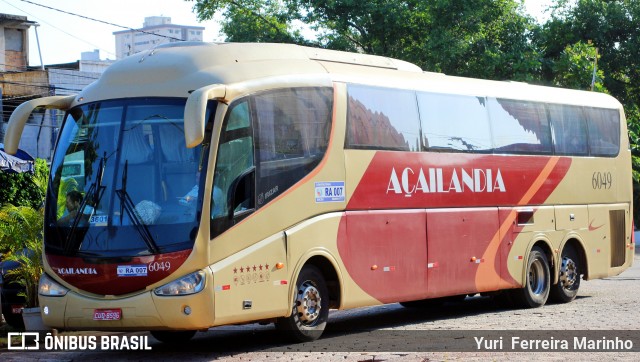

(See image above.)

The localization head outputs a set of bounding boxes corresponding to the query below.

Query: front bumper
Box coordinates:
[40,270,215,331]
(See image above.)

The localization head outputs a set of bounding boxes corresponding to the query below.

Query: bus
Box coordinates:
[4,42,633,343]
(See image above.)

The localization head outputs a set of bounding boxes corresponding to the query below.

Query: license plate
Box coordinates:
[93,308,122,321]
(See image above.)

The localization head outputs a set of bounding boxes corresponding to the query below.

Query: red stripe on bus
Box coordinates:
[338,153,571,303]
[47,249,192,296]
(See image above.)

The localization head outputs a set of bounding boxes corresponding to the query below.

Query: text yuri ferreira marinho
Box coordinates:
[475,336,634,351]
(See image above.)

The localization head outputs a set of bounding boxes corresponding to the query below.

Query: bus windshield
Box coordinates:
[44,98,210,257]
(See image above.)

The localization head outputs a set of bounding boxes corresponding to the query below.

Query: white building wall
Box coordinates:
[114,17,204,59]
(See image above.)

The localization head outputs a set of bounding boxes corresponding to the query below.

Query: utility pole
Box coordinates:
[33,23,44,70]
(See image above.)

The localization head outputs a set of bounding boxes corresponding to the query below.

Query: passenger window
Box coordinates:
[587,108,619,156]
[418,93,492,152]
[488,98,552,154]
[548,104,588,156]
[254,87,333,206]
[347,85,420,151]
[211,101,255,225]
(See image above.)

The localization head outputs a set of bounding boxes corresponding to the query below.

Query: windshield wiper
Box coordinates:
[64,154,107,254]
[116,160,160,254]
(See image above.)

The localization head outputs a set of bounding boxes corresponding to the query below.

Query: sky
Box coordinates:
[0,0,555,67]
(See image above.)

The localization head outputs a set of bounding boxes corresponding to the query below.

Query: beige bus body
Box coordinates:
[6,43,632,335]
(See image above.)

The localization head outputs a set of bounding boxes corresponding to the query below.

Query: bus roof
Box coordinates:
[77,42,622,111]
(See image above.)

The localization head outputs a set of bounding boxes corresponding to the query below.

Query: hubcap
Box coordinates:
[528,259,546,295]
[559,257,577,289]
[296,282,321,325]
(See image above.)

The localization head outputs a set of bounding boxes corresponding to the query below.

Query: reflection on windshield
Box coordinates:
[45,98,210,257]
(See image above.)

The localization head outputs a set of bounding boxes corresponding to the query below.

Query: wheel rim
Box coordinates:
[528,259,546,295]
[559,256,577,290]
[296,281,321,325]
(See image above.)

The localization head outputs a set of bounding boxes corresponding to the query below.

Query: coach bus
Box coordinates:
[4,42,633,342]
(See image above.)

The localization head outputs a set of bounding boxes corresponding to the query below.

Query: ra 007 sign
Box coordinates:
[117,265,148,277]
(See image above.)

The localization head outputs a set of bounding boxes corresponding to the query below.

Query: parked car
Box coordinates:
[0,254,26,329]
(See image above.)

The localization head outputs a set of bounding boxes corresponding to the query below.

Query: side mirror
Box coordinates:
[184,84,226,149]
[4,95,76,154]
[227,166,256,221]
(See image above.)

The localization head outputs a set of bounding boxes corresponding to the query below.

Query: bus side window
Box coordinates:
[346,85,420,151]
[211,101,255,236]
[418,93,492,152]
[548,104,588,156]
[254,87,333,206]
[488,98,552,154]
[587,108,620,156]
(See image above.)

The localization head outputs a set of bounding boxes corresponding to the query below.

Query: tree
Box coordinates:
[551,41,605,92]
[188,0,541,80]
[0,158,49,209]
[3,209,44,308]
[190,0,308,44]
[538,0,640,224]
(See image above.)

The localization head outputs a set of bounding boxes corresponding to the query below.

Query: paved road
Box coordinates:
[3,250,640,361]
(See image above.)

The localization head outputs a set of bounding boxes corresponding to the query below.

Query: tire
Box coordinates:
[549,245,581,303]
[150,330,196,344]
[1,304,25,329]
[276,265,329,342]
[510,246,550,308]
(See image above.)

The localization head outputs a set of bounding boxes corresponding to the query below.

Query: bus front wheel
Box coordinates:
[549,245,581,303]
[510,246,550,308]
[276,265,329,342]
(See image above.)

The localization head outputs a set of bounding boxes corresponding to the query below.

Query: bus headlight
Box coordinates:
[39,274,69,297]
[154,270,206,296]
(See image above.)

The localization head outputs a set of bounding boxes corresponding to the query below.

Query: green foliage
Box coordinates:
[188,0,542,81]
[0,160,48,308]
[4,235,43,308]
[0,205,44,308]
[0,159,49,209]
[627,106,640,226]
[190,0,309,44]
[0,205,44,255]
[551,41,605,91]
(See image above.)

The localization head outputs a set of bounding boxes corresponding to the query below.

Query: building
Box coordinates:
[113,16,204,59]
[0,13,36,72]
[0,65,101,160]
[79,49,114,73]
[0,14,112,160]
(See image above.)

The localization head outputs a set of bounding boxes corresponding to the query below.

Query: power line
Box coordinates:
[1,0,117,59]
[0,80,84,92]
[17,0,184,42]
[0,66,102,81]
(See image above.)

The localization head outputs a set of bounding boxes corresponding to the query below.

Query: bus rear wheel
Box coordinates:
[276,265,329,342]
[510,246,550,308]
[549,245,581,303]
[150,330,196,344]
